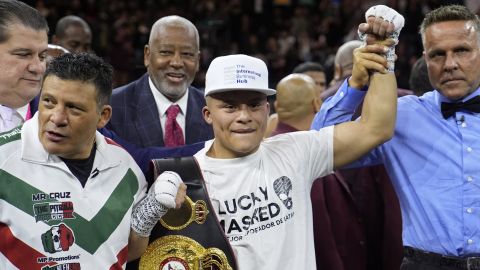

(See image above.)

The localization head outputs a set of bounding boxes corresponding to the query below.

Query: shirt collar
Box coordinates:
[148,77,188,117]
[0,105,15,121]
[0,104,29,121]
[16,104,29,120]
[435,87,480,104]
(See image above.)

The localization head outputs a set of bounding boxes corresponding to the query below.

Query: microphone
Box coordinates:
[456,115,465,125]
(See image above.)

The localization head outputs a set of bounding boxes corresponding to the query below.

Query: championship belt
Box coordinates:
[138,157,237,270]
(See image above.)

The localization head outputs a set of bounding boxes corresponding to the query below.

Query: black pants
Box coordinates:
[401,256,467,270]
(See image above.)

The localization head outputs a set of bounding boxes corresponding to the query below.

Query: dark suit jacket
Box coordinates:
[99,127,204,176]
[312,167,403,270]
[106,73,213,147]
[312,80,407,270]
[30,96,40,116]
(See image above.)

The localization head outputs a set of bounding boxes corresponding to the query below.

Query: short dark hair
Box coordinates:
[420,5,480,42]
[292,61,325,74]
[55,15,91,38]
[44,53,113,108]
[0,0,48,43]
[409,57,432,96]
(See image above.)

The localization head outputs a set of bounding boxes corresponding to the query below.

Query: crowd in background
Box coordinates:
[29,0,470,89]
[4,1,480,269]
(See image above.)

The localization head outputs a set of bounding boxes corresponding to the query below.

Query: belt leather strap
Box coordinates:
[146,157,238,269]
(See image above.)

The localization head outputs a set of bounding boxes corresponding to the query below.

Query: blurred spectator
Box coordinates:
[52,15,92,53]
[408,56,433,96]
[265,61,326,137]
[45,44,69,63]
[270,73,321,136]
[321,40,363,101]
[32,0,464,90]
[292,61,327,95]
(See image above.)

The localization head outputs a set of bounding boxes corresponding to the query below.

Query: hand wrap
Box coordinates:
[358,5,405,72]
[131,171,183,237]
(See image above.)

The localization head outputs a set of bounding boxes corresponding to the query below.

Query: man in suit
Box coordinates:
[107,15,213,147]
[0,0,48,133]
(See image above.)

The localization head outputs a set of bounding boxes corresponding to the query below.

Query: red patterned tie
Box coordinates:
[164,104,185,147]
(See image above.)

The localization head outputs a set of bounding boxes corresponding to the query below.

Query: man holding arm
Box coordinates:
[313,4,480,269]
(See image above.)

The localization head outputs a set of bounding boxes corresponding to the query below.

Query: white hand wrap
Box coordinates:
[131,171,183,237]
[358,5,405,72]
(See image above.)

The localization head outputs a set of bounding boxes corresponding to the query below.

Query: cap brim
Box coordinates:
[205,87,276,97]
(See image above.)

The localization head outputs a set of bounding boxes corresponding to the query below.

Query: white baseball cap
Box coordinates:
[204,54,276,96]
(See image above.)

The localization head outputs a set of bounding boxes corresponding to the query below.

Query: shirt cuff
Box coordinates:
[334,78,367,111]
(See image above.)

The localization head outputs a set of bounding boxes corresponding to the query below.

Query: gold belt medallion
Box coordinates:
[139,235,233,270]
[160,196,209,230]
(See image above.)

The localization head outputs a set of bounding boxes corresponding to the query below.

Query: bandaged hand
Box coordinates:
[358,5,405,72]
[131,171,186,237]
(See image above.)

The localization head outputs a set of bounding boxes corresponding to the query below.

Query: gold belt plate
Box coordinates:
[139,235,233,270]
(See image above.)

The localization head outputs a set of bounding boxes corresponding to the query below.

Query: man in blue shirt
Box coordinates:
[312,5,480,269]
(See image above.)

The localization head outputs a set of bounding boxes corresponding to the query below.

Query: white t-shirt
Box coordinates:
[194,127,334,270]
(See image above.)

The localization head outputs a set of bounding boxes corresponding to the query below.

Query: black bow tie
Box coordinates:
[441,96,480,119]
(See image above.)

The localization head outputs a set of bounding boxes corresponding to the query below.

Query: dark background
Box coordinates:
[26,0,469,89]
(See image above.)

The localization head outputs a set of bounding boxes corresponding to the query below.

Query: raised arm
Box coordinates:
[333,5,404,168]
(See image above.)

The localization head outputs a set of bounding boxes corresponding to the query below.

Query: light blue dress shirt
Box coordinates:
[311,79,480,256]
